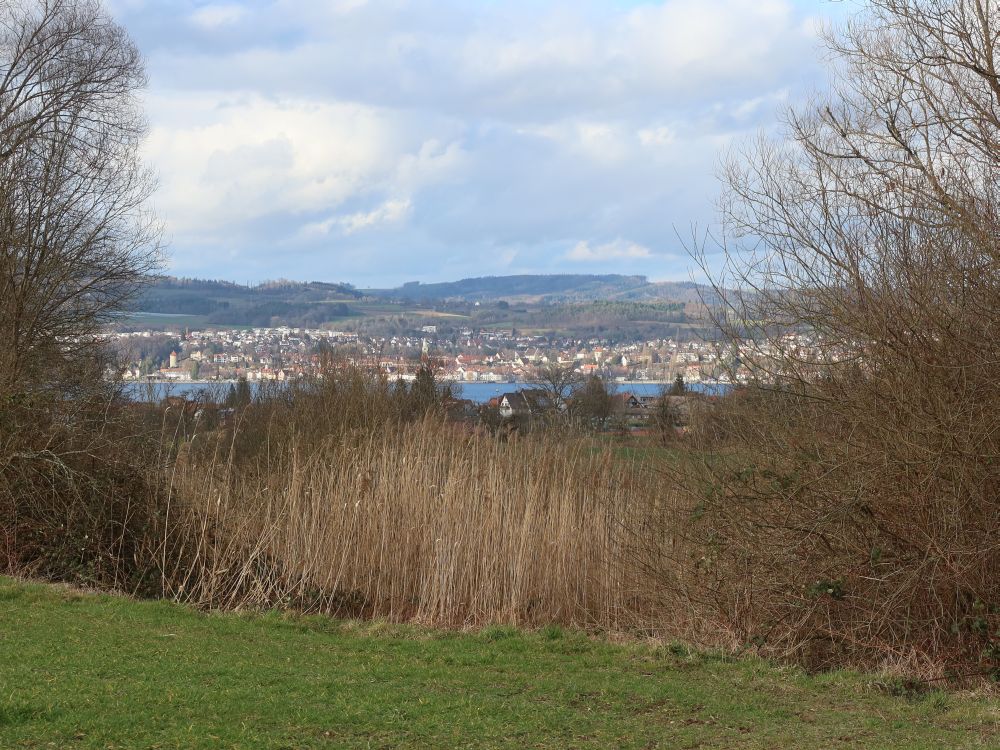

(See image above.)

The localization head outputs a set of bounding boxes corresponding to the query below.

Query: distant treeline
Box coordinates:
[133,276,362,326]
[370,274,707,303]
[207,301,355,327]
[388,274,650,301]
[533,300,687,325]
[137,293,227,316]
[148,276,361,298]
[467,300,690,338]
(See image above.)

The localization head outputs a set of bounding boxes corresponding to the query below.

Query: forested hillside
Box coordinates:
[131,277,364,327]
[367,274,708,303]
[125,275,706,333]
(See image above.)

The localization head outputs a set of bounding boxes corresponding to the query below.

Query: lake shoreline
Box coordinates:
[123,379,733,404]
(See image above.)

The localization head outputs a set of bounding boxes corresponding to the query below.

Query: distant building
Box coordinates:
[498,389,553,419]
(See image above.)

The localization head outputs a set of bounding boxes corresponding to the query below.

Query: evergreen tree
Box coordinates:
[410,366,439,416]
[573,375,613,430]
[225,377,252,408]
[653,388,681,445]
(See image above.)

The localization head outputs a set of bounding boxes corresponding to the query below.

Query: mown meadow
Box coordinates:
[2,577,997,749]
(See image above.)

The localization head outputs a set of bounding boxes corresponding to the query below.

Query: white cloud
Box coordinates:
[302,198,412,238]
[113,0,842,282]
[143,92,457,239]
[189,3,246,29]
[638,126,676,148]
[619,0,794,76]
[566,239,653,262]
[730,89,791,120]
[339,197,412,234]
[142,0,818,122]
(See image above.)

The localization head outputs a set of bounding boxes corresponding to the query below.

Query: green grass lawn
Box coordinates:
[1,578,996,749]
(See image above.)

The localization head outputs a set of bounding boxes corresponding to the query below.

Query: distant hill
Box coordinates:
[368,275,708,303]
[125,274,712,331]
[130,276,364,328]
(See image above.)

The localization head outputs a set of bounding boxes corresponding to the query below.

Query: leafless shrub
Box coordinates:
[677,0,1000,678]
[528,362,583,420]
[0,390,167,591]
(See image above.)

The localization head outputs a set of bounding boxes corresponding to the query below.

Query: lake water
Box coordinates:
[453,381,730,402]
[125,379,732,404]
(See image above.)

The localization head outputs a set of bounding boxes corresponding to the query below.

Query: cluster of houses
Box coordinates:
[150,385,691,438]
[491,388,685,425]
[108,324,761,386]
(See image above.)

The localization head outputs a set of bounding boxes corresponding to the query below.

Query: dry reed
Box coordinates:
[161,418,677,633]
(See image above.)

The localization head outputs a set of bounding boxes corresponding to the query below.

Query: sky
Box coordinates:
[108,0,852,286]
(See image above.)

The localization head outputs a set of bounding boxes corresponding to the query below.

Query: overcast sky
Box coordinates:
[109,0,850,286]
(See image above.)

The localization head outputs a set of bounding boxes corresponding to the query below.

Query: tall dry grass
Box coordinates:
[160,418,679,633]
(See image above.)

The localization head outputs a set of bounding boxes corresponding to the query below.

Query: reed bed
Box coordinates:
[162,419,676,632]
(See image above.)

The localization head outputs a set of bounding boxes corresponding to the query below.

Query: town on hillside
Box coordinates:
[105,325,773,386]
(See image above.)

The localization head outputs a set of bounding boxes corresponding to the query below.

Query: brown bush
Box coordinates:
[677,0,1000,679]
[0,387,166,592]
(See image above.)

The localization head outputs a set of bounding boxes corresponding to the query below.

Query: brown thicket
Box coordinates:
[678,0,1000,677]
[0,0,159,586]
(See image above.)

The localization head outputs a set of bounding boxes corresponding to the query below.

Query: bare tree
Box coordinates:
[0,0,158,399]
[679,0,1000,675]
[528,361,583,418]
[0,1,161,589]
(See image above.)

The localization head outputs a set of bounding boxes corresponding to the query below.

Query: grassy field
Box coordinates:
[0,578,996,749]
